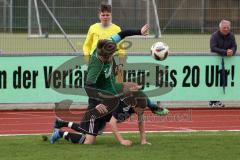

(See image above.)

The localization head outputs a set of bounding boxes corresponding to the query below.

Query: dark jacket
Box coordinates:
[210,30,237,56]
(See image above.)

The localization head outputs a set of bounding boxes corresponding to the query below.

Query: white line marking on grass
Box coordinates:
[1,130,240,137]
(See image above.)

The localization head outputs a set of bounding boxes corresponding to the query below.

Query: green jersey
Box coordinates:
[86,50,123,95]
[85,31,136,95]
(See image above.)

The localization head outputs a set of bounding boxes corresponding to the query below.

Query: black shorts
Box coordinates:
[80,91,147,136]
[79,98,115,136]
[79,98,134,136]
[79,114,111,136]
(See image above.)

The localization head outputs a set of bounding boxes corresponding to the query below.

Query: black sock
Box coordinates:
[59,131,64,137]
[61,121,69,127]
[61,132,86,144]
[70,123,85,133]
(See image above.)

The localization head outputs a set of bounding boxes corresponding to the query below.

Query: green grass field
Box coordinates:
[1,132,240,160]
[1,33,240,54]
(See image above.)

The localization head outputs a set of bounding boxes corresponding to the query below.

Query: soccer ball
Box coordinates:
[151,42,169,61]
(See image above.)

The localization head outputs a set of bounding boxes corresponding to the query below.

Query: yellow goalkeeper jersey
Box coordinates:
[82,23,125,56]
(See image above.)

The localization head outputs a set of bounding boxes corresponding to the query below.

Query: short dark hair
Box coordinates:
[97,39,117,56]
[99,4,112,13]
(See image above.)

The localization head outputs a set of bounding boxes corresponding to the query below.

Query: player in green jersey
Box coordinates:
[50,24,168,145]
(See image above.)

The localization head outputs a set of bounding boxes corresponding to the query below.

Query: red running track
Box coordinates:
[0,108,240,135]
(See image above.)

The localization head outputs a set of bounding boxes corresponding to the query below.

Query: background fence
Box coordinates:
[0,0,240,53]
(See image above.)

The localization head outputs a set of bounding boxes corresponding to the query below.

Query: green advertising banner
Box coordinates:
[0,55,239,103]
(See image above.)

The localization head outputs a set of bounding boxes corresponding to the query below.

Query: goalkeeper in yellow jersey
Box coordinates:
[83,3,125,82]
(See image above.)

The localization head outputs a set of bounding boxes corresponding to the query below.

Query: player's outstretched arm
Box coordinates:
[109,116,132,146]
[137,112,151,145]
[111,24,150,43]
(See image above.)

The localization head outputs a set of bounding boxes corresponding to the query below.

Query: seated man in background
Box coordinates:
[209,19,237,107]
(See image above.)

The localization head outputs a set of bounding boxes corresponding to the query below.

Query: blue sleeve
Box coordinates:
[111,34,122,43]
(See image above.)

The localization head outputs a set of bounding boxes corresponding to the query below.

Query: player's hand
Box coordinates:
[141,140,152,145]
[141,24,150,36]
[227,49,233,56]
[120,139,133,146]
[95,104,108,114]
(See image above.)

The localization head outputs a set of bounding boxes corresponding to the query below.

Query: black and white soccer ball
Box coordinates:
[151,42,169,61]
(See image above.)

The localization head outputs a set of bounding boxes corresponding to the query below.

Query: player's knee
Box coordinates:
[84,134,96,144]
